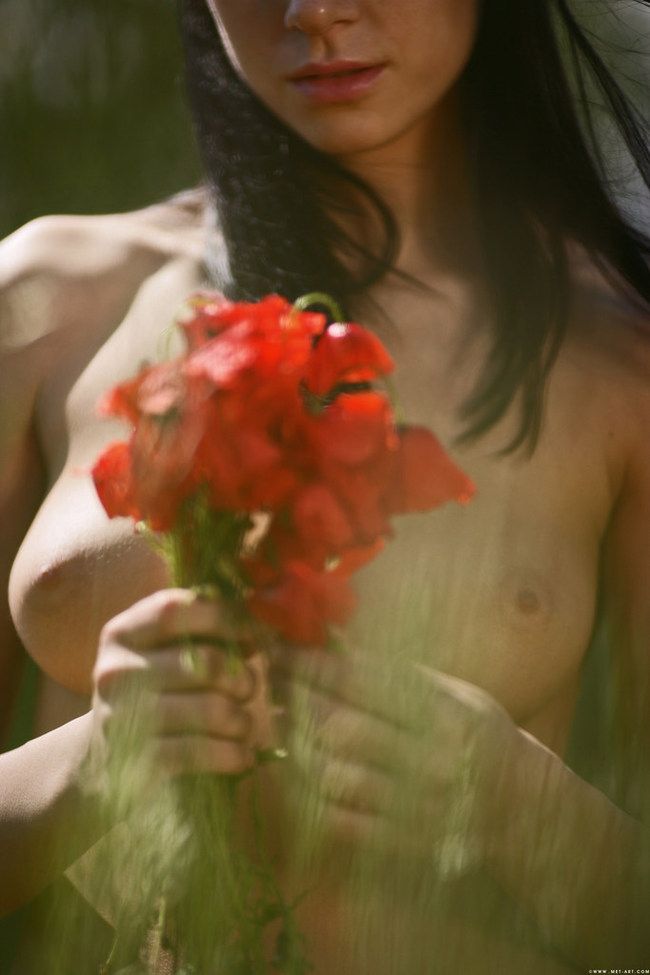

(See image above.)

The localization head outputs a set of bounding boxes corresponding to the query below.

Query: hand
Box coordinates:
[88,588,276,802]
[273,647,521,874]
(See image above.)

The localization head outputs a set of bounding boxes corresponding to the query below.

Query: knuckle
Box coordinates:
[237,664,257,700]
[94,650,146,698]
[93,655,123,694]
[230,702,253,739]
[324,803,377,849]
[221,661,256,701]
[157,591,187,629]
[205,695,251,740]
[99,614,124,647]
[92,657,108,688]
[179,644,212,683]
[95,698,115,737]
[204,646,227,682]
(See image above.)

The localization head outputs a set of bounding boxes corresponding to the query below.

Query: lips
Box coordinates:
[287,61,386,104]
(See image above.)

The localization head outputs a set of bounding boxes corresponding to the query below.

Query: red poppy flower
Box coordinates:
[248,561,357,646]
[92,289,475,648]
[179,292,233,350]
[195,397,299,511]
[386,426,476,513]
[289,483,357,562]
[91,441,140,521]
[301,392,399,544]
[182,294,325,359]
[304,321,394,396]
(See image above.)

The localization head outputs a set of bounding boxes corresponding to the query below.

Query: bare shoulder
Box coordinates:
[565,247,650,473]
[0,185,210,353]
[566,248,650,399]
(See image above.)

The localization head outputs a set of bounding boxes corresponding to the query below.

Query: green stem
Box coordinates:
[249,769,311,974]
[99,931,119,975]
[293,292,343,323]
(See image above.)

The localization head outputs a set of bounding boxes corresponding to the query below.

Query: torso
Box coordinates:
[5,190,645,972]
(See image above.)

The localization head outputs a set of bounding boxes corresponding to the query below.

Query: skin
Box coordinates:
[2,1,650,970]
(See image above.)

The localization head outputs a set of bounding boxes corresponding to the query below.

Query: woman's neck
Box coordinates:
[335,94,480,282]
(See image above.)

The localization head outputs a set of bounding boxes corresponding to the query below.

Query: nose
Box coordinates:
[284,0,358,35]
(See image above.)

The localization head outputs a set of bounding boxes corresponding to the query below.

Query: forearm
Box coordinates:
[0,711,106,915]
[484,728,650,967]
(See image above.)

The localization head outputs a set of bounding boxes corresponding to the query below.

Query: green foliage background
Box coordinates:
[0,0,202,238]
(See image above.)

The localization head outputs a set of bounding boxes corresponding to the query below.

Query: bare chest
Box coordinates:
[10,270,615,746]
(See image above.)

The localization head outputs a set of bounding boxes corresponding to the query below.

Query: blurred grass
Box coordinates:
[0,0,202,238]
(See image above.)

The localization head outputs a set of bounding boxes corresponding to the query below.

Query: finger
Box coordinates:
[274,647,415,731]
[291,712,392,809]
[315,706,408,773]
[317,804,383,852]
[156,645,259,700]
[316,755,389,815]
[156,735,255,777]
[414,662,508,720]
[96,644,258,702]
[275,650,374,719]
[155,691,253,741]
[289,754,389,853]
[104,589,253,650]
[288,680,412,771]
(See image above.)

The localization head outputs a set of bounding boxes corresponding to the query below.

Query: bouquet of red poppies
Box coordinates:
[92,292,473,647]
[91,291,474,973]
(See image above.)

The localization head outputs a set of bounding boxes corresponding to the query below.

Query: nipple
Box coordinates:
[499,570,552,630]
[515,587,541,615]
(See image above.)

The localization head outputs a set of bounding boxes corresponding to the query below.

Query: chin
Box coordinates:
[289,114,401,161]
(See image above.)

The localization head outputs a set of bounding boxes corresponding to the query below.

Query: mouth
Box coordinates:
[287,61,387,104]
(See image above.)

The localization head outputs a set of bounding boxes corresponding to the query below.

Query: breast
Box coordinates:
[346,460,602,733]
[9,469,171,693]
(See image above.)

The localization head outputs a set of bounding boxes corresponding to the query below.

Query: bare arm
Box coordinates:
[0,214,264,917]
[0,217,144,910]
[0,218,101,912]
[486,721,649,966]
[0,713,105,915]
[0,230,51,744]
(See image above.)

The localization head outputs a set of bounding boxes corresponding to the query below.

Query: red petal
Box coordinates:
[185,329,258,387]
[292,483,356,553]
[91,441,141,521]
[389,427,476,512]
[180,292,233,350]
[305,322,394,396]
[136,361,187,417]
[249,562,357,646]
[309,392,397,467]
[332,538,385,576]
[97,369,149,424]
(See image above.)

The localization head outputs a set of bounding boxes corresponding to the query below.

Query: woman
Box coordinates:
[2,0,650,970]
